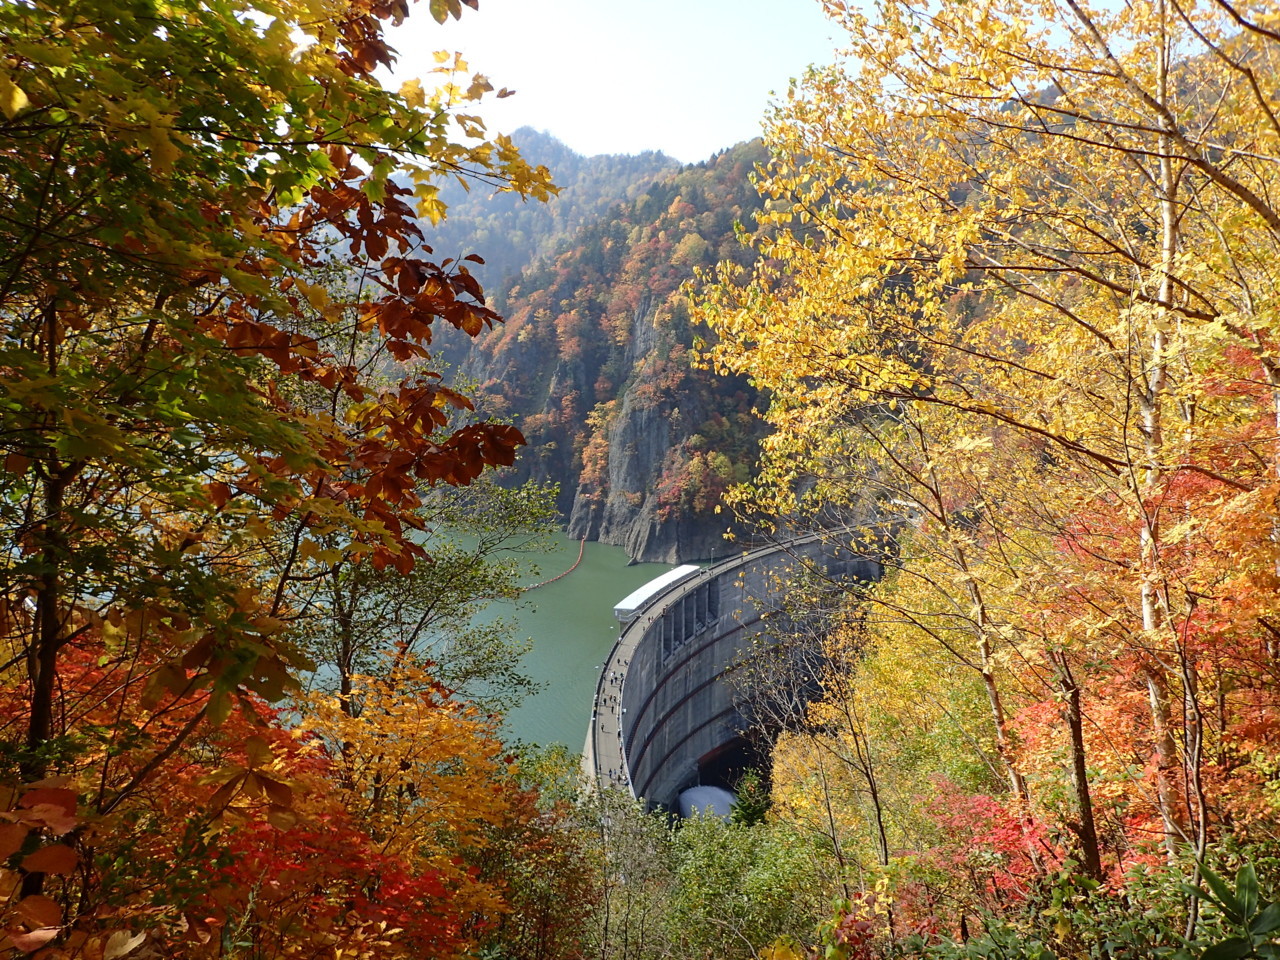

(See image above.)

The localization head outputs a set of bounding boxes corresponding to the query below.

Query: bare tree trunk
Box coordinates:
[1181,643,1211,940]
[815,748,854,902]
[830,674,890,867]
[1136,4,1185,860]
[976,627,1030,806]
[23,300,71,898]
[1048,651,1103,881]
[1143,664,1184,857]
[26,472,65,782]
[926,447,1030,809]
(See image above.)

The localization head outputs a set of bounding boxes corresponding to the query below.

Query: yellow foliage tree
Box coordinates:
[297,658,516,925]
[696,0,1280,896]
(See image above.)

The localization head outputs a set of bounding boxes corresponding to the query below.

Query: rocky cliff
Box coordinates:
[560,317,716,562]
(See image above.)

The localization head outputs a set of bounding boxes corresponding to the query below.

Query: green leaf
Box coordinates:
[427,0,451,22]
[207,690,233,726]
[1201,938,1252,960]
[1202,866,1245,923]
[1250,902,1280,937]
[1238,864,1259,920]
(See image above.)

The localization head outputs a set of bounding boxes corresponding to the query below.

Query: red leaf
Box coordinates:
[18,789,75,816]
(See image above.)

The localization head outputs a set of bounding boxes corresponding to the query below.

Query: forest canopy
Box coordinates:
[0,0,589,956]
[691,0,1280,954]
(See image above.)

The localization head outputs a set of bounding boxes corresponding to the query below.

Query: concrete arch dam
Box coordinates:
[585,534,881,810]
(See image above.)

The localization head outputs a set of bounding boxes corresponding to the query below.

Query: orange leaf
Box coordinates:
[23,804,76,836]
[0,868,20,899]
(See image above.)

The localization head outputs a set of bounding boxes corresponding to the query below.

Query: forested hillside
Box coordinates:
[463,141,772,561]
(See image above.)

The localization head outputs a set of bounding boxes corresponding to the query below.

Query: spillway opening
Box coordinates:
[695,735,771,798]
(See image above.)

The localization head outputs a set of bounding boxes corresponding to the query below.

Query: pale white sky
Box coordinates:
[387,0,841,164]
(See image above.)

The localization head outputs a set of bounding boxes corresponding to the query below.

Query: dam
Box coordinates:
[584,532,881,810]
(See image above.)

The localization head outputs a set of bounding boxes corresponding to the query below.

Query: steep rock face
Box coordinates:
[566,339,736,564]
[462,140,770,562]
[469,292,744,562]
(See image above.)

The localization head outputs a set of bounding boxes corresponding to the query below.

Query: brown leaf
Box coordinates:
[15,893,61,928]
[265,809,297,830]
[205,481,231,509]
[0,823,28,861]
[243,736,272,769]
[259,776,294,808]
[22,844,77,875]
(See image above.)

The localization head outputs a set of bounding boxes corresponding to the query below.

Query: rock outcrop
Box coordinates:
[565,347,736,564]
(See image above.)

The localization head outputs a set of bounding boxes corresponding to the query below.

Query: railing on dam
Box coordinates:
[584,532,881,810]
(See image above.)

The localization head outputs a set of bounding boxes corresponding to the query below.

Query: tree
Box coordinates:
[588,792,676,960]
[472,743,602,960]
[0,0,555,948]
[666,814,822,960]
[299,474,559,712]
[731,768,772,828]
[296,659,518,933]
[695,0,1280,944]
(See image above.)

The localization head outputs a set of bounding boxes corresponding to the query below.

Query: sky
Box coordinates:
[385,0,843,165]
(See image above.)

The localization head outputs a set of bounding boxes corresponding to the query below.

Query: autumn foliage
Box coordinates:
[696,0,1280,954]
[0,0,599,955]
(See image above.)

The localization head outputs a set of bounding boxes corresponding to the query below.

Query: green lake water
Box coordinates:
[497,532,674,748]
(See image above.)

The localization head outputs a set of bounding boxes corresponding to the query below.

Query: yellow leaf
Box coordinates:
[144,121,181,174]
[0,76,29,119]
[399,77,425,109]
[296,280,330,311]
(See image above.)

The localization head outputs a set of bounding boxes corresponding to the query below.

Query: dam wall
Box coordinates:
[586,533,880,810]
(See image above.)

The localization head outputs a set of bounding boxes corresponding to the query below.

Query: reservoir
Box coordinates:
[498,531,674,747]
